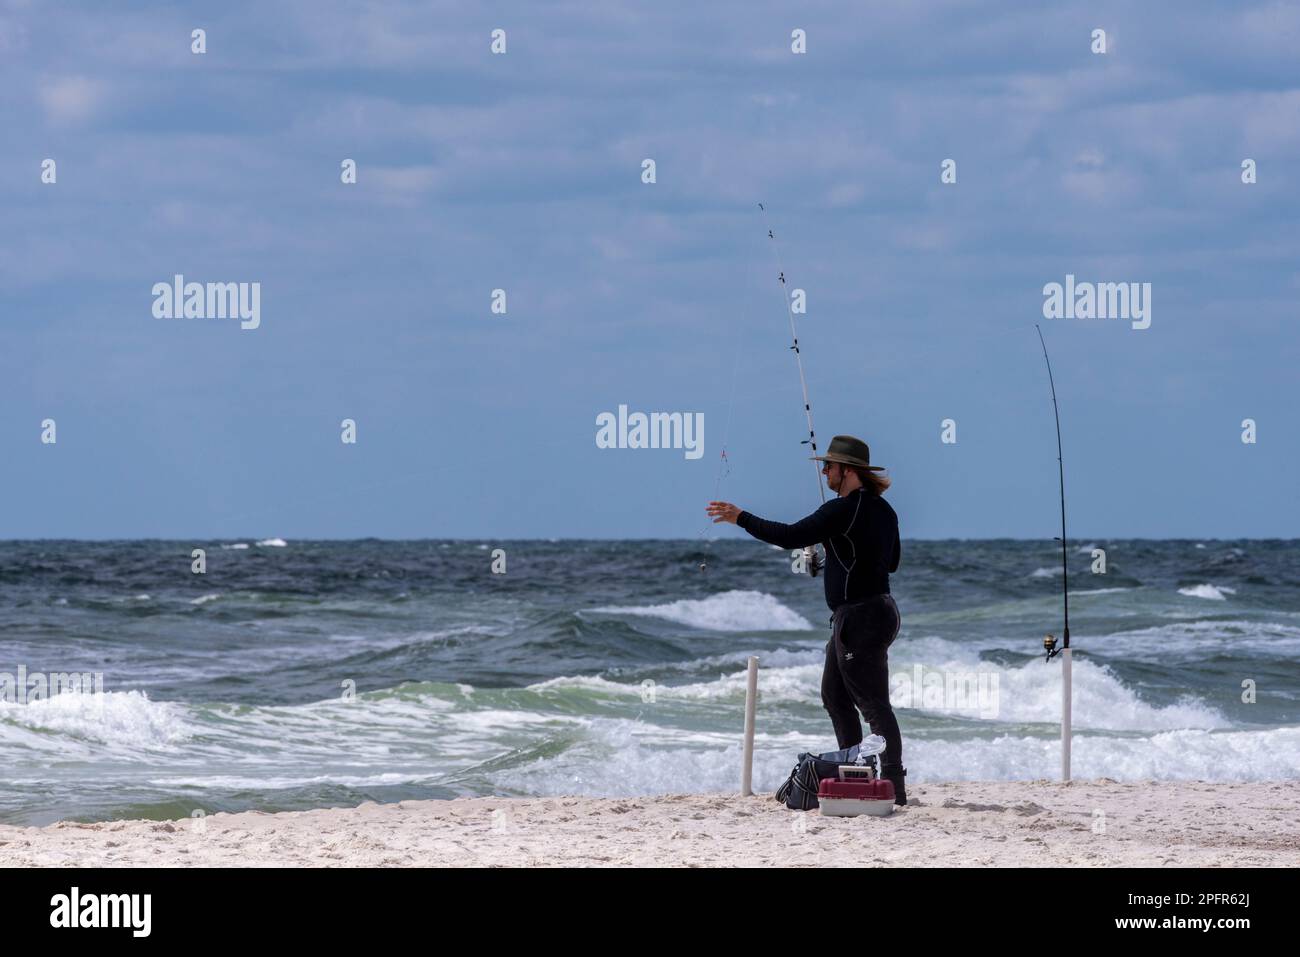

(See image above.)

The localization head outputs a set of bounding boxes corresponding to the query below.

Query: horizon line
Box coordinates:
[0,536,1290,544]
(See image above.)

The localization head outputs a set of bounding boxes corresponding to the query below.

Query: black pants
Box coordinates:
[821,595,902,767]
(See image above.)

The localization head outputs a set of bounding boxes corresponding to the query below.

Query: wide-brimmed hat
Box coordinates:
[810,434,886,471]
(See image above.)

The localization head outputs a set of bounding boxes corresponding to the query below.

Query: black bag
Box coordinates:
[774,745,879,811]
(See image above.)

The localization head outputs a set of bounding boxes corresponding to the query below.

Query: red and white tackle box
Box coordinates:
[817,764,895,817]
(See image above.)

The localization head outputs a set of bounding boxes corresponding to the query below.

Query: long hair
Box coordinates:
[851,466,891,496]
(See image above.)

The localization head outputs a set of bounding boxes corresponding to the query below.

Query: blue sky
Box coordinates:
[2,0,1297,539]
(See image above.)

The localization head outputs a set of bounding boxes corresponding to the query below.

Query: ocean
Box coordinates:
[1,538,1296,826]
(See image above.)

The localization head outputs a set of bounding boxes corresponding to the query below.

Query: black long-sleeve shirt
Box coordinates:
[737,488,900,611]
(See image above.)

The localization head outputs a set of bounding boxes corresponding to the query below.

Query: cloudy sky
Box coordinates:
[2,0,1297,539]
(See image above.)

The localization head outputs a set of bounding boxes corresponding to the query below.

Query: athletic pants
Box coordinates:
[821,594,903,766]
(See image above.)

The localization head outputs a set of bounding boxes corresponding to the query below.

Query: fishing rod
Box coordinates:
[760,202,825,576]
[1035,322,1072,783]
[1035,323,1069,659]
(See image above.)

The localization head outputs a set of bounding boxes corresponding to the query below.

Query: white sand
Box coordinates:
[3,780,1296,867]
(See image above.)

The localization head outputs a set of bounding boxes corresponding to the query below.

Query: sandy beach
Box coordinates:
[3,780,1296,868]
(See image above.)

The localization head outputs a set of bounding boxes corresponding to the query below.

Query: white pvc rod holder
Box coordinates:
[1061,647,1073,782]
[741,656,759,796]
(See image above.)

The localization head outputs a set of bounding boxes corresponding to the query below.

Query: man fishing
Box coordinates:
[706,434,907,805]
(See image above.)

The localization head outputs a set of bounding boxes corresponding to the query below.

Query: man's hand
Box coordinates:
[706,501,742,525]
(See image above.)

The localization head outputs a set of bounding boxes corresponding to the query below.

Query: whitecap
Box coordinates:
[0,690,190,752]
[590,590,813,632]
[1178,584,1236,601]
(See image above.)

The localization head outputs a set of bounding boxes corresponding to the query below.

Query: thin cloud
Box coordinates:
[38,74,103,124]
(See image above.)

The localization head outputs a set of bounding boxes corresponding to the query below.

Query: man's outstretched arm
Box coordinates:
[706,499,843,550]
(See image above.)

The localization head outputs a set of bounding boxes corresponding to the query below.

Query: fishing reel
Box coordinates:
[1043,634,1062,662]
[803,545,824,578]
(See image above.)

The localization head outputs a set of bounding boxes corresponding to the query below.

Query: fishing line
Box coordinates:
[697,322,742,571]
[698,222,774,572]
